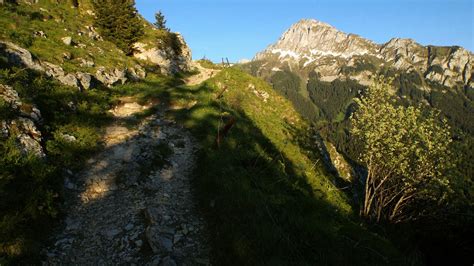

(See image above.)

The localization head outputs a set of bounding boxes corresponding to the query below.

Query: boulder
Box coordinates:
[127,65,146,81]
[95,67,127,87]
[78,58,95,67]
[62,36,73,46]
[0,84,22,109]
[34,30,47,38]
[17,133,44,157]
[0,41,44,72]
[76,72,93,90]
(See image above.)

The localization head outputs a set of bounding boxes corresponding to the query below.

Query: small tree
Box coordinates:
[92,0,144,55]
[350,77,454,223]
[154,11,169,31]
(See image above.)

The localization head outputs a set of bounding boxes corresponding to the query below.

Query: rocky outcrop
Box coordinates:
[133,33,192,74]
[0,41,146,89]
[0,84,44,157]
[95,67,127,87]
[255,19,378,63]
[254,19,474,89]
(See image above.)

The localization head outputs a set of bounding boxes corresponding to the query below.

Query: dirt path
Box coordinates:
[186,63,221,86]
[43,98,209,265]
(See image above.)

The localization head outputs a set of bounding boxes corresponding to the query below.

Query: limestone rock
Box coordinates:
[133,34,192,74]
[0,83,22,109]
[17,133,44,157]
[34,30,47,38]
[62,36,73,46]
[0,41,44,72]
[96,67,127,87]
[127,65,146,81]
[76,72,93,90]
[85,25,102,41]
[0,84,44,157]
[78,58,95,68]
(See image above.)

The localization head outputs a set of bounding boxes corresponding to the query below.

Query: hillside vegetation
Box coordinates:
[1,1,472,265]
[0,0,189,262]
[159,68,404,265]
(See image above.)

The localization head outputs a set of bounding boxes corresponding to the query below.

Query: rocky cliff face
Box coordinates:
[255,19,378,63]
[254,19,473,89]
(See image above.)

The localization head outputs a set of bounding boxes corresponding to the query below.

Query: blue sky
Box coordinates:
[135,0,473,62]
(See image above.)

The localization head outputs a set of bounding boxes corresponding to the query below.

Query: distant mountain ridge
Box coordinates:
[254,19,473,89]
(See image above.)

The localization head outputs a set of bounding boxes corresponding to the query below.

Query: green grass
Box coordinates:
[0,65,113,263]
[196,59,224,70]
[0,2,162,73]
[0,62,406,264]
[112,68,405,265]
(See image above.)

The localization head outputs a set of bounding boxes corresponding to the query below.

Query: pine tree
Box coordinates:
[92,0,144,55]
[154,11,169,31]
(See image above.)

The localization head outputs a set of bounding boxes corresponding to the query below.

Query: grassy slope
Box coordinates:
[0,1,172,73]
[0,2,405,264]
[0,1,175,262]
[114,67,403,265]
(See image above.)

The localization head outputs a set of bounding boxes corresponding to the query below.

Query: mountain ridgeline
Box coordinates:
[247,19,473,132]
[244,18,474,177]
[243,18,474,263]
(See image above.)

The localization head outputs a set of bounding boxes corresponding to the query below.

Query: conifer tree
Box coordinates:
[92,0,144,55]
[154,11,169,31]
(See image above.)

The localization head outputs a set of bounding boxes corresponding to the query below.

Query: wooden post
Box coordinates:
[215,85,228,99]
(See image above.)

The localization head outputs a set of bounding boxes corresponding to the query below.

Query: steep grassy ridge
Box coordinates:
[137,68,404,265]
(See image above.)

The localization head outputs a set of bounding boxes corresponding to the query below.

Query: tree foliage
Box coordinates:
[154,10,168,31]
[92,0,144,55]
[351,77,454,223]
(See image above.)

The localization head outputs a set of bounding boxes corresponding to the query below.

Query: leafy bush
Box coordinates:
[351,77,454,223]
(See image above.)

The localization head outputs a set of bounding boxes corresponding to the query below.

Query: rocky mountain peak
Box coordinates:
[253,18,473,88]
[254,18,378,62]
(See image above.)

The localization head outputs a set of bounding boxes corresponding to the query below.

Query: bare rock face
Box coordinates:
[133,42,170,74]
[0,84,44,157]
[253,19,474,89]
[255,19,378,62]
[133,33,192,74]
